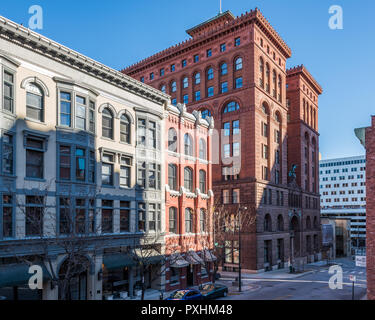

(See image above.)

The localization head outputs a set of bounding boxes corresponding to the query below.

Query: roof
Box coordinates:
[0,15,170,105]
[286,65,323,95]
[186,10,235,37]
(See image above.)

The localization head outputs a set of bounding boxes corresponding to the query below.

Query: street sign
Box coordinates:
[355,255,366,267]
[349,275,356,282]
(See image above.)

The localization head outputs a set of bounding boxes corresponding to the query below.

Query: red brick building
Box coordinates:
[164,103,215,291]
[356,116,375,299]
[123,9,322,272]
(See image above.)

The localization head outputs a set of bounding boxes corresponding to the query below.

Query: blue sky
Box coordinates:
[2,0,374,160]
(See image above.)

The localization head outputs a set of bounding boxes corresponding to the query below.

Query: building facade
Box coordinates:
[123,9,322,272]
[319,156,366,251]
[164,103,215,291]
[355,116,375,300]
[0,15,170,300]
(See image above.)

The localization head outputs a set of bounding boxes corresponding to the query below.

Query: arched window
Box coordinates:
[199,170,206,193]
[183,77,189,89]
[185,208,193,233]
[199,139,206,160]
[120,114,131,143]
[168,164,177,190]
[235,57,243,71]
[220,63,228,75]
[194,73,201,85]
[168,128,178,152]
[200,209,206,232]
[265,63,270,93]
[277,215,284,231]
[201,109,211,119]
[171,81,177,93]
[278,75,282,102]
[272,70,277,98]
[184,134,193,156]
[262,102,269,115]
[223,101,240,114]
[306,216,312,230]
[184,167,193,192]
[169,207,177,234]
[207,68,214,80]
[102,108,114,139]
[259,57,264,88]
[264,214,272,232]
[275,112,281,123]
[26,83,44,122]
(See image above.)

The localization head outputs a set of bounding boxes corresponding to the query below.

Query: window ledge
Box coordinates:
[100,137,115,142]
[101,185,116,189]
[0,173,17,179]
[24,177,46,182]
[25,117,47,126]
[1,110,16,118]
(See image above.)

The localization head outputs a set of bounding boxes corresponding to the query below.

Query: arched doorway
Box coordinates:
[58,255,91,300]
[290,215,301,258]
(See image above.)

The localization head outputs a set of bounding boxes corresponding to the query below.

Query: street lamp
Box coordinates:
[238,206,247,292]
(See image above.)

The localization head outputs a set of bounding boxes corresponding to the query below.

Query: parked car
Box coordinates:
[199,283,228,299]
[165,289,203,300]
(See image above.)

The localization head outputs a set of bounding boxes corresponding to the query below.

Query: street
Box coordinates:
[217,258,366,300]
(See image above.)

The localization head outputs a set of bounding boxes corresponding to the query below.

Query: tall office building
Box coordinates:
[320,156,366,249]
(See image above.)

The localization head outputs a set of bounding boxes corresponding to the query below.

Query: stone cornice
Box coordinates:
[0,15,170,105]
[123,8,292,74]
[286,65,323,95]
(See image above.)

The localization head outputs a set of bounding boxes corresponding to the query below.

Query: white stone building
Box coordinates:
[0,16,170,300]
[320,155,366,251]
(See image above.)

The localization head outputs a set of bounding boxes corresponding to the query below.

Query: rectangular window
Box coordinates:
[148,121,156,149]
[221,81,228,93]
[160,68,165,76]
[223,190,230,204]
[26,138,44,179]
[233,120,240,135]
[207,86,214,97]
[101,200,113,233]
[262,122,268,137]
[60,92,72,127]
[59,145,71,180]
[89,151,95,183]
[206,49,212,57]
[182,59,187,68]
[235,77,243,89]
[148,203,156,231]
[59,197,70,235]
[3,71,14,113]
[120,156,131,188]
[169,208,177,234]
[262,144,269,159]
[194,54,199,63]
[235,37,241,46]
[148,163,157,189]
[149,72,154,80]
[233,189,240,204]
[275,150,280,164]
[75,148,86,181]
[2,195,13,238]
[101,153,114,186]
[120,201,130,232]
[75,96,86,130]
[26,88,43,122]
[137,118,146,146]
[25,196,44,236]
[171,98,177,105]
[138,202,146,232]
[89,101,95,133]
[140,77,144,83]
[233,142,240,157]
[137,162,146,187]
[224,144,231,158]
[171,64,175,72]
[195,91,201,101]
[183,94,189,104]
[224,122,230,136]
[220,43,226,52]
[75,198,86,234]
[2,133,13,175]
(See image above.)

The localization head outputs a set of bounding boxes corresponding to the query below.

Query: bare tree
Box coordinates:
[7,181,103,300]
[199,199,256,284]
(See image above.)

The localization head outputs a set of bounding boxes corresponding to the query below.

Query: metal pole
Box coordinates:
[238,208,242,292]
[352,281,355,300]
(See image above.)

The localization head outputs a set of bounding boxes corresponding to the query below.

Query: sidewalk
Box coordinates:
[219,268,315,280]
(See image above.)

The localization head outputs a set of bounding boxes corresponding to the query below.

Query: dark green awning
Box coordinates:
[0,263,51,288]
[103,254,137,270]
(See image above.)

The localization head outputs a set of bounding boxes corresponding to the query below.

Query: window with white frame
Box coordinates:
[26,83,44,122]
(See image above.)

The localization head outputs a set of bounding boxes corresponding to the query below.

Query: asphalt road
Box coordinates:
[217,258,366,300]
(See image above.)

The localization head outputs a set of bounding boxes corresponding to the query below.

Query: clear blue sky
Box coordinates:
[2,0,374,160]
